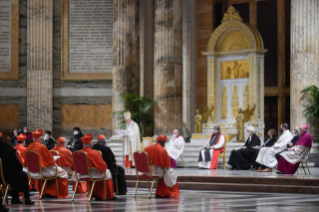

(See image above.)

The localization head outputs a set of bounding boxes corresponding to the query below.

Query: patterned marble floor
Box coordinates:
[4,186,319,212]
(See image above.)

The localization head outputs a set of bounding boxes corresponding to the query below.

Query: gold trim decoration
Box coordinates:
[249,55,255,122]
[251,124,259,127]
[222,6,243,23]
[191,134,211,139]
[213,58,218,122]
[0,0,19,80]
[221,85,228,119]
[224,135,236,143]
[208,59,213,107]
[220,60,249,79]
[231,85,239,119]
[61,0,112,81]
[218,31,248,52]
[257,59,262,120]
[243,84,249,110]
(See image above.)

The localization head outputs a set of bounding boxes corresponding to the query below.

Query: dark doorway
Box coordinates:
[264,97,278,141]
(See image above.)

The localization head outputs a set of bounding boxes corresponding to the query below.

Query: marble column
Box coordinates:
[154,0,182,135]
[113,0,140,130]
[182,0,197,137]
[27,0,53,131]
[290,0,319,137]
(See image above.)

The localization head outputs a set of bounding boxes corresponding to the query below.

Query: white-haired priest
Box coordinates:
[124,111,141,168]
[198,126,225,169]
[228,125,261,170]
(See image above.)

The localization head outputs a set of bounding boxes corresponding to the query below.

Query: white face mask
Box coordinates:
[44,134,49,140]
[213,129,218,134]
[24,130,27,133]
[74,131,79,135]
[172,134,176,138]
[14,133,17,136]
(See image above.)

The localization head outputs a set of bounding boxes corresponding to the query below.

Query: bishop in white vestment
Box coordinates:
[256,123,293,171]
[165,129,185,168]
[123,111,141,167]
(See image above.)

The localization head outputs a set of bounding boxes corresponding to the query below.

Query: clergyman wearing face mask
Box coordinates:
[67,127,84,152]
[41,130,55,150]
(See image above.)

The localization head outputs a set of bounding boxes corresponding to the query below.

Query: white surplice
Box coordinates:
[198,134,225,168]
[141,166,177,188]
[165,136,185,160]
[124,120,141,165]
[281,145,310,164]
[72,168,112,182]
[256,130,293,168]
[26,165,69,179]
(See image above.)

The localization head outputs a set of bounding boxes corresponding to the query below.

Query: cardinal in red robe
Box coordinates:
[52,137,87,193]
[14,134,27,164]
[79,134,117,200]
[144,135,180,198]
[24,129,69,198]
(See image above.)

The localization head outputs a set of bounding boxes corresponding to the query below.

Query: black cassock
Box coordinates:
[228,133,260,170]
[93,143,127,195]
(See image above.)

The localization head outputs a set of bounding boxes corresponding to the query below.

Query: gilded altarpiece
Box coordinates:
[193,6,267,144]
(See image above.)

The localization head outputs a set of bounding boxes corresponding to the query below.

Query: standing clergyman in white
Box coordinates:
[124,111,141,168]
[165,129,185,168]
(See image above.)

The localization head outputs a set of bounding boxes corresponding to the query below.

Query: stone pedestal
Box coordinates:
[112,0,140,130]
[290,0,319,142]
[154,0,182,135]
[27,0,53,131]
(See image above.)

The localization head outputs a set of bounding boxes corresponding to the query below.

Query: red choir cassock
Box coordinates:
[52,137,87,193]
[14,134,27,164]
[80,134,115,200]
[144,135,180,198]
[24,129,68,198]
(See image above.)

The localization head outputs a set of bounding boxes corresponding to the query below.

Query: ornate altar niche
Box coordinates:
[193,6,267,143]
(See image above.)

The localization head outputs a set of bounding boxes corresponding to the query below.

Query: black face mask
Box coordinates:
[279,129,283,134]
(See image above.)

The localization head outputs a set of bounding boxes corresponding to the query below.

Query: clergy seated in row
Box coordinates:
[252,129,278,171]
[275,127,300,162]
[277,125,313,175]
[0,135,35,205]
[124,111,141,168]
[23,129,69,198]
[67,127,84,152]
[93,135,127,195]
[198,126,225,169]
[41,130,55,150]
[73,134,117,200]
[144,135,180,198]
[14,134,28,164]
[165,129,185,168]
[255,123,293,172]
[228,126,261,170]
[52,137,87,193]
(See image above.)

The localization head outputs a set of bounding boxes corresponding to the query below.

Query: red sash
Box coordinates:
[209,133,224,169]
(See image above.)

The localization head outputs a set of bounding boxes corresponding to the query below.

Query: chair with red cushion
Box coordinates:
[25,150,59,198]
[133,151,162,198]
[0,159,25,204]
[15,150,22,163]
[72,151,106,201]
[50,150,61,167]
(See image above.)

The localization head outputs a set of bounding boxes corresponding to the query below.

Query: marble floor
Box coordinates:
[4,186,319,212]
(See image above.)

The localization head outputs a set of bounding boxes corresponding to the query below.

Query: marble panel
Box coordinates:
[53,88,112,97]
[61,104,112,131]
[0,97,27,131]
[196,0,213,111]
[0,104,19,130]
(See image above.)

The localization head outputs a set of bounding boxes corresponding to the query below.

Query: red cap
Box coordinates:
[57,137,65,144]
[81,134,93,144]
[156,135,167,142]
[32,129,43,139]
[97,134,106,140]
[17,134,26,142]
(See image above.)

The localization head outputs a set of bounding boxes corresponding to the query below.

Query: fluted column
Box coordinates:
[27,0,53,131]
[113,0,140,130]
[154,0,182,135]
[291,0,319,136]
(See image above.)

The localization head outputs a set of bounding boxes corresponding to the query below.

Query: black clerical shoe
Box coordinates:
[11,199,22,204]
[276,171,285,174]
[0,205,9,212]
[231,167,237,170]
[24,199,35,205]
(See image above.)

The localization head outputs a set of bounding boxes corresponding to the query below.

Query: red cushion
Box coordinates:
[73,151,89,175]
[133,152,149,173]
[25,152,40,173]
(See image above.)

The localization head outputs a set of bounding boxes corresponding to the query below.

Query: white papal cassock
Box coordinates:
[256,130,293,168]
[165,136,185,160]
[124,120,141,165]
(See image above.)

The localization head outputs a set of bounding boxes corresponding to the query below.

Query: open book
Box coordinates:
[114,129,129,137]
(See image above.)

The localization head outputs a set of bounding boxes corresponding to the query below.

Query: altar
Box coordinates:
[192,7,267,147]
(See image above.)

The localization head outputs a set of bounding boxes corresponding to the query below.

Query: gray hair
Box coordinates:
[214,126,220,131]
[83,141,93,148]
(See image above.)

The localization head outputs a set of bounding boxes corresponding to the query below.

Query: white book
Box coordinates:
[114,129,129,137]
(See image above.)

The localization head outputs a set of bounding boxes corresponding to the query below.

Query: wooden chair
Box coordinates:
[218,141,227,169]
[298,146,312,175]
[133,150,163,199]
[142,137,154,149]
[72,151,107,201]
[25,150,59,198]
[93,149,120,195]
[50,150,61,166]
[0,159,25,205]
